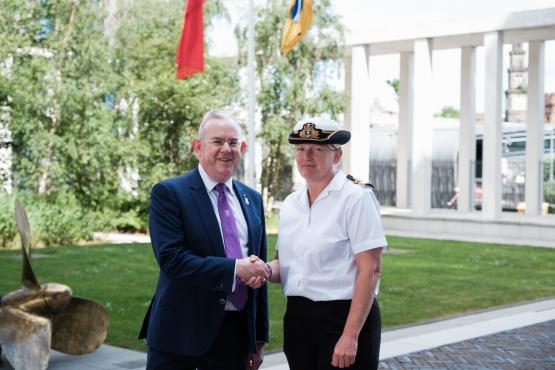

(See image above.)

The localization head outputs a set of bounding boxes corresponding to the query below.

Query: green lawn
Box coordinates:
[0,236,554,352]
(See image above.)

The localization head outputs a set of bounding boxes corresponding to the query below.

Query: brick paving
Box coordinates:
[379,320,555,370]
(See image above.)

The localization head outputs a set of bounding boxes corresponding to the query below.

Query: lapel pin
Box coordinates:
[243,194,250,205]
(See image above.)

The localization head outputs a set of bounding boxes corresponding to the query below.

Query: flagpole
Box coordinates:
[246,0,256,188]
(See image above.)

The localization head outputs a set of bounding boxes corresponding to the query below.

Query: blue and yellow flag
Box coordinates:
[280,0,313,55]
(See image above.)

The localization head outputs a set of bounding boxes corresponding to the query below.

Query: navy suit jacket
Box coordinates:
[139,168,269,356]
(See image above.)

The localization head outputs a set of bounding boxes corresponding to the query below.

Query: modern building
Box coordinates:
[505,43,528,123]
[546,92,555,122]
[343,7,555,246]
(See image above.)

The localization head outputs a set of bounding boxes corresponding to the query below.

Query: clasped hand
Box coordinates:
[236,255,271,289]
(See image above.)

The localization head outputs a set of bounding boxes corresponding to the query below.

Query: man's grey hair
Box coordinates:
[198,110,243,140]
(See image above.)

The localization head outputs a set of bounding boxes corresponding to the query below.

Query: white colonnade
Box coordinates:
[344,8,555,221]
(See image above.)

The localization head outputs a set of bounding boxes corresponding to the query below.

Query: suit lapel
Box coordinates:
[189,169,227,257]
[234,181,256,256]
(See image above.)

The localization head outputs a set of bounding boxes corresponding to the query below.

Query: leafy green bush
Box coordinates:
[545,183,555,214]
[544,184,555,203]
[0,193,17,247]
[91,208,147,234]
[29,192,94,246]
[0,192,94,247]
[0,190,149,248]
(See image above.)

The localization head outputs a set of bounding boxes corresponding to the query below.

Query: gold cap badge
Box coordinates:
[298,123,320,139]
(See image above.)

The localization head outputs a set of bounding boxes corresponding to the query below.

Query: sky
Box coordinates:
[210,0,555,114]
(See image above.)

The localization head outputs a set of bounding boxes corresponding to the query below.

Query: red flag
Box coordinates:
[176,0,204,79]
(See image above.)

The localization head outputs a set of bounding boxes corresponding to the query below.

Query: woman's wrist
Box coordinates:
[267,259,281,282]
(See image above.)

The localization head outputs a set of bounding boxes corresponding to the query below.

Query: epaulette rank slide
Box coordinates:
[346,174,374,189]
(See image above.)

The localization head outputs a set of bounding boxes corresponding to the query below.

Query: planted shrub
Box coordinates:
[0,193,17,247]
[28,193,93,246]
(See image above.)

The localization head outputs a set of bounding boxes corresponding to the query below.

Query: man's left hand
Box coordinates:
[247,343,264,370]
[242,255,269,288]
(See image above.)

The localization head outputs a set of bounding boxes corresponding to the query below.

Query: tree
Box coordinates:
[0,0,241,238]
[436,106,460,118]
[112,0,240,220]
[236,0,347,206]
[2,0,126,209]
[387,79,400,96]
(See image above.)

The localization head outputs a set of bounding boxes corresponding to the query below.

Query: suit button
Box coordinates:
[218,298,226,305]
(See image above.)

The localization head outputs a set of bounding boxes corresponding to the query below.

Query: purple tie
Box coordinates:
[215,183,247,310]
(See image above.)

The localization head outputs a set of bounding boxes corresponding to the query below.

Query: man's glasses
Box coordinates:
[208,138,240,148]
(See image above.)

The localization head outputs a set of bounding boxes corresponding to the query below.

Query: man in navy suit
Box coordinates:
[139,111,270,370]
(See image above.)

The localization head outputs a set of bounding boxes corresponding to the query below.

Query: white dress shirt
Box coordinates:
[198,165,248,310]
[277,170,387,301]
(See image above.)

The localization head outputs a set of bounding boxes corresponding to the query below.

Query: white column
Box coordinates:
[525,40,545,215]
[345,45,371,181]
[458,47,476,212]
[482,31,504,219]
[411,39,433,212]
[396,52,414,208]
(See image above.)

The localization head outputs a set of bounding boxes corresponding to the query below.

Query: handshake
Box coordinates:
[236,255,272,289]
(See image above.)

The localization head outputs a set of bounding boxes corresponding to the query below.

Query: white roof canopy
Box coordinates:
[346,8,555,55]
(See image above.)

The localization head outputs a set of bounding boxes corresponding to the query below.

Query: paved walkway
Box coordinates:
[1,297,553,370]
[263,297,555,370]
[379,320,555,369]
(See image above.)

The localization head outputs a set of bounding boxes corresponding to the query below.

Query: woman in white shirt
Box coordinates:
[268,117,387,370]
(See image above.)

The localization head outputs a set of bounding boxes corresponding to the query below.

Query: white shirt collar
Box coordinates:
[198,164,235,195]
[296,170,347,205]
[325,170,347,192]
